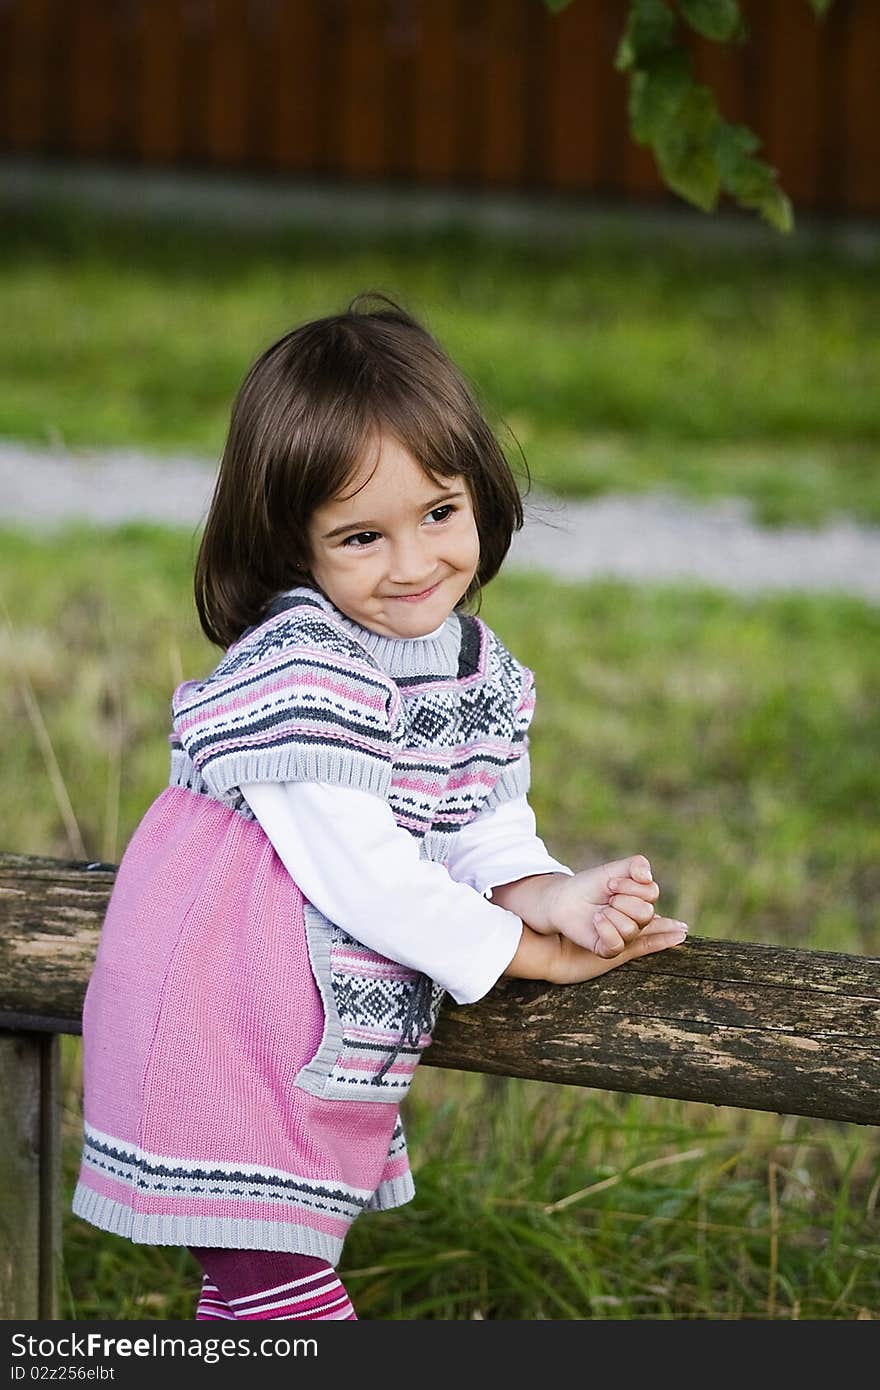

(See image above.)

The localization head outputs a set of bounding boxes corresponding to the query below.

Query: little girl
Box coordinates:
[72,293,688,1322]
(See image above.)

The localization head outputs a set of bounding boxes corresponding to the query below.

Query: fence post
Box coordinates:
[0,1031,61,1319]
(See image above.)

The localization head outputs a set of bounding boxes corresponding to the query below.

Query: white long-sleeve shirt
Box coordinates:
[240,780,572,1006]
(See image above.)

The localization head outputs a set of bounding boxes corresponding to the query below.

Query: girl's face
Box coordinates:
[305,432,480,638]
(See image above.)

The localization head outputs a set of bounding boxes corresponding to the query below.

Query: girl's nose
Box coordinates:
[387,533,435,586]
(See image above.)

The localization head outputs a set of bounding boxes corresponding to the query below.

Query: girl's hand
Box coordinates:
[503,916,688,985]
[545,855,670,958]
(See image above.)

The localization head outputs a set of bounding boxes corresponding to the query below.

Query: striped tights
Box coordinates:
[189,1246,357,1321]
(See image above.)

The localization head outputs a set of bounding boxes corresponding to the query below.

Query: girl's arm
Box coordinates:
[504,918,689,983]
[489,872,570,933]
[240,779,524,1005]
[493,861,686,959]
[443,794,573,902]
[240,782,687,998]
[446,799,658,950]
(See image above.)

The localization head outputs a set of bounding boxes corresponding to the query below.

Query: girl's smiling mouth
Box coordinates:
[387,581,442,603]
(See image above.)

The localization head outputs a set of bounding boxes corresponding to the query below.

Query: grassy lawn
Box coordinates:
[3,524,878,1319]
[1,205,879,527]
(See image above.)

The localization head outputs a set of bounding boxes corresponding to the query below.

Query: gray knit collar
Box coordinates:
[274,585,464,678]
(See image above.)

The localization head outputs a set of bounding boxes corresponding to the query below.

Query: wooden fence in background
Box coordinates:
[1,850,879,1318]
[0,0,878,216]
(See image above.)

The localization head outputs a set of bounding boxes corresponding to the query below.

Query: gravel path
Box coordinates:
[2,441,879,602]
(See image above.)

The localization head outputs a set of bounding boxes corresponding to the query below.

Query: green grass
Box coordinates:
[1,205,879,526]
[3,524,878,1319]
[59,1048,880,1320]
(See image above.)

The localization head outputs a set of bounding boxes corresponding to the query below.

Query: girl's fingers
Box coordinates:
[591,913,627,955]
[580,920,688,979]
[629,855,653,883]
[593,903,645,943]
[618,918,688,959]
[606,893,655,926]
[600,855,654,888]
[641,915,688,938]
[607,875,660,902]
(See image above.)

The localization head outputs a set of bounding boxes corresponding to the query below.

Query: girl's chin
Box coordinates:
[372,600,452,639]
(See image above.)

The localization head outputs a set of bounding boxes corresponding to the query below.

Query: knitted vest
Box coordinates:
[169,586,535,861]
[170,585,535,1103]
[72,585,536,1259]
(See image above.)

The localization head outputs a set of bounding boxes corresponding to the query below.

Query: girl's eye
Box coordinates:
[339,507,455,546]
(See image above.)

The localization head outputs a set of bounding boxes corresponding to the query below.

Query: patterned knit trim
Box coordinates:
[78,1123,374,1221]
[167,588,533,833]
[71,1185,351,1262]
[482,750,532,811]
[294,905,445,1104]
[364,1169,416,1212]
[72,1174,415,1257]
[267,587,465,678]
[170,741,394,805]
[170,610,403,800]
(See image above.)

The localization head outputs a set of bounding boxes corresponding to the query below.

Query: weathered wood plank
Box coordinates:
[135,0,185,163]
[0,1033,48,1317]
[410,0,458,182]
[1,853,878,1126]
[0,1030,60,1319]
[4,0,54,152]
[1,0,879,215]
[544,0,605,191]
[38,1032,61,1320]
[841,0,880,214]
[336,0,388,179]
[426,968,880,1127]
[0,854,116,1029]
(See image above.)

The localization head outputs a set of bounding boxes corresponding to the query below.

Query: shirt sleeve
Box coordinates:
[239,780,525,1006]
[446,794,573,899]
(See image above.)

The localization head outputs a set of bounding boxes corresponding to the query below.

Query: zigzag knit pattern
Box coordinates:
[169,587,534,854]
[170,599,400,803]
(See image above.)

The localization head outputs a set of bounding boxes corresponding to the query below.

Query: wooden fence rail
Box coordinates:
[2,850,879,1318]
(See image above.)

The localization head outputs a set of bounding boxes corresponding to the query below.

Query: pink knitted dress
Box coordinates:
[72,586,534,1263]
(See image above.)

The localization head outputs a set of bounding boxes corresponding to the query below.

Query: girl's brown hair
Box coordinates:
[195,293,526,648]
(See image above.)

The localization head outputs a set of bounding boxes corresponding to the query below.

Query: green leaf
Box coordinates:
[712,120,765,183]
[616,0,797,230]
[806,0,834,16]
[712,121,794,232]
[541,0,575,13]
[657,143,721,212]
[758,187,795,234]
[616,0,677,72]
[653,84,722,211]
[627,52,692,144]
[677,0,745,43]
